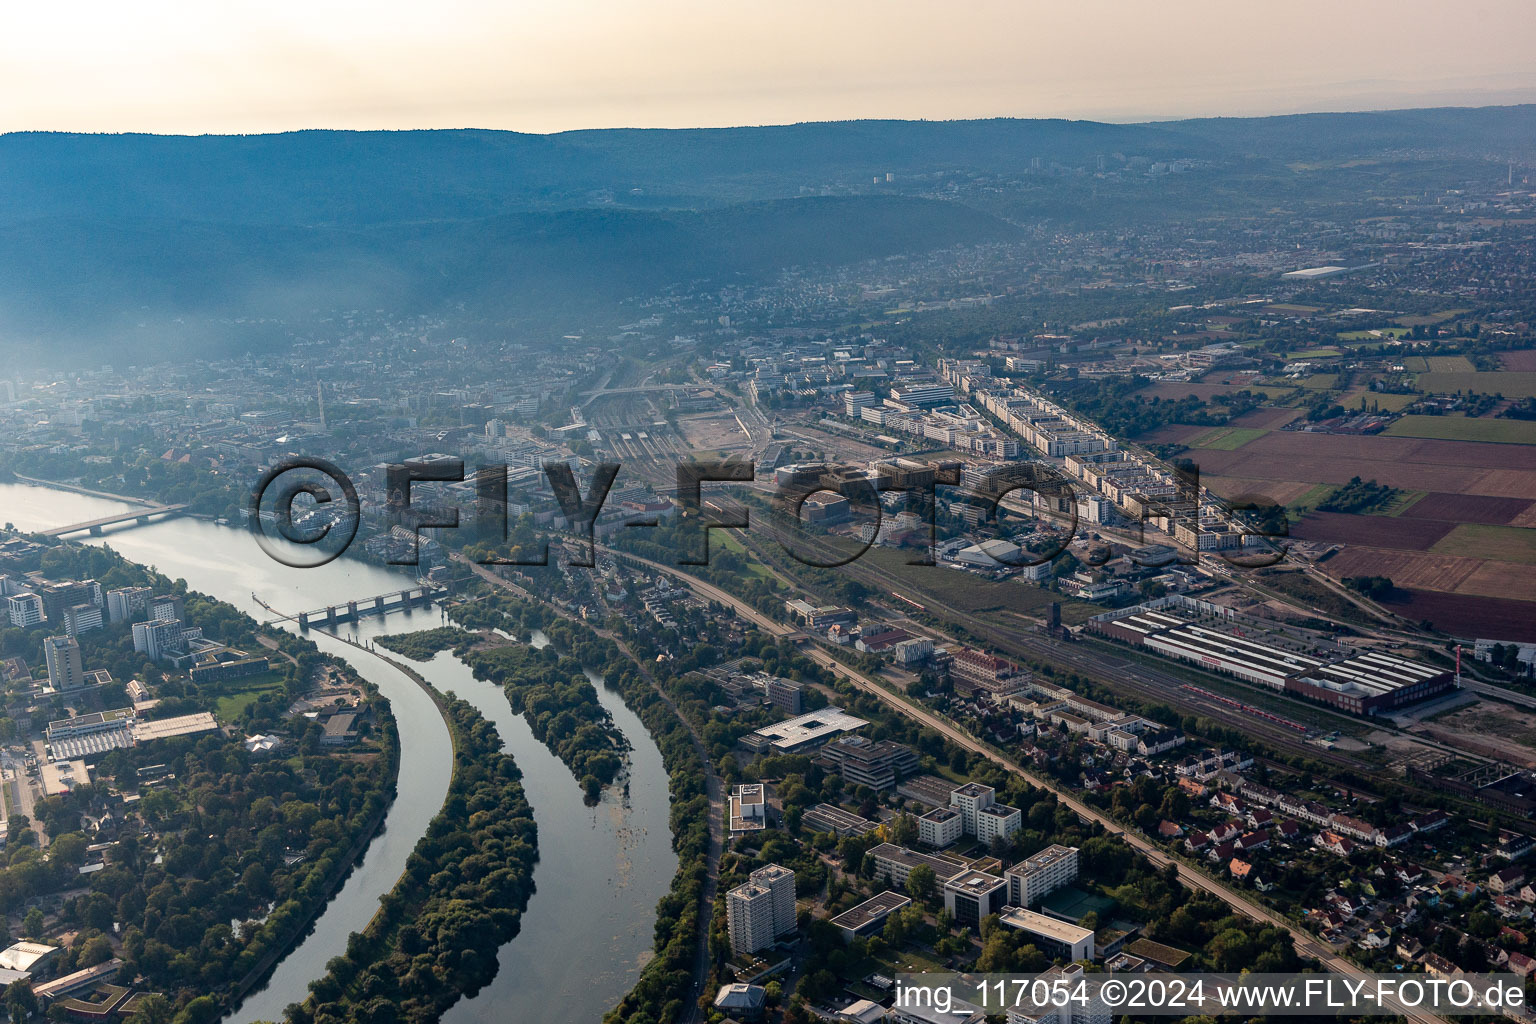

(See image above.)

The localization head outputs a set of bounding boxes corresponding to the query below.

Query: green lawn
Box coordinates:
[1432,523,1536,566]
[1337,327,1410,341]
[1382,415,1536,445]
[1416,371,1536,399]
[1285,483,1336,519]
[1186,427,1268,451]
[209,669,287,720]
[716,530,775,581]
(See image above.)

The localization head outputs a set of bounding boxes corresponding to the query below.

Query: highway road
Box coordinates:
[602,547,1450,1024]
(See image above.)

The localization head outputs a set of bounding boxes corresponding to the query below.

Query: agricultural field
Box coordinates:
[1227,406,1300,429]
[1340,388,1418,412]
[1201,476,1321,508]
[1375,588,1536,642]
[1191,431,1536,499]
[1298,374,1338,389]
[1431,523,1536,566]
[1184,426,1268,450]
[1291,511,1453,551]
[1401,492,1534,526]
[1324,546,1484,592]
[1382,415,1536,445]
[1416,371,1536,398]
[1426,355,1477,372]
[1501,350,1536,371]
[1285,347,1343,360]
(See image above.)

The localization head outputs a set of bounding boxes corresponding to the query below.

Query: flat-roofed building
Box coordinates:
[999,907,1095,961]
[829,891,911,942]
[869,843,968,888]
[943,871,1007,931]
[7,592,44,628]
[39,759,89,797]
[802,803,876,838]
[743,706,867,755]
[44,635,83,692]
[730,784,767,834]
[726,864,797,956]
[976,802,1022,845]
[950,782,997,835]
[899,774,960,808]
[918,806,963,849]
[132,712,219,743]
[1006,844,1080,907]
[816,735,919,791]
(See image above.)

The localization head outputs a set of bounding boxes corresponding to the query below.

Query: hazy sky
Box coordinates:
[5,0,1535,135]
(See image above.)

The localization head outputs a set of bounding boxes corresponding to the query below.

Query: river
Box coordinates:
[0,482,674,1024]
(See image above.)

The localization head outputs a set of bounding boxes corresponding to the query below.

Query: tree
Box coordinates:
[905,864,937,905]
[21,908,43,940]
[125,994,174,1024]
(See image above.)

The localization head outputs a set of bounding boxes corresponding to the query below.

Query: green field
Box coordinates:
[1417,371,1536,399]
[1432,523,1536,566]
[1285,347,1343,360]
[1342,388,1417,412]
[1426,355,1476,372]
[717,530,776,581]
[1399,356,1430,373]
[1382,414,1536,445]
[210,669,287,720]
[1187,426,1268,450]
[1337,327,1410,341]
[1298,374,1338,390]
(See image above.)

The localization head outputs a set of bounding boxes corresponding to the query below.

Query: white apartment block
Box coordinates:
[1005,844,1079,907]
[7,593,44,628]
[106,586,153,624]
[725,863,797,955]
[918,806,963,848]
[949,782,995,834]
[44,635,83,692]
[975,803,1022,846]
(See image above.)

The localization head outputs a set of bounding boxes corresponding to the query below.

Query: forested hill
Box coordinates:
[3,107,1533,225]
[0,105,1532,364]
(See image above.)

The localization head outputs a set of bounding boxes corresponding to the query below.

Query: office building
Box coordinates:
[39,581,102,624]
[742,707,867,755]
[829,891,911,943]
[763,676,804,714]
[815,735,919,791]
[1005,845,1079,908]
[869,843,967,888]
[44,635,83,692]
[943,871,1007,931]
[1005,964,1110,1024]
[106,586,153,624]
[998,907,1095,961]
[62,603,103,636]
[802,804,876,837]
[132,618,188,662]
[147,594,185,624]
[6,593,44,628]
